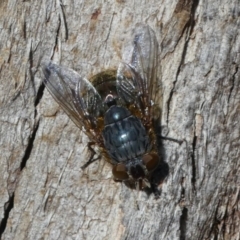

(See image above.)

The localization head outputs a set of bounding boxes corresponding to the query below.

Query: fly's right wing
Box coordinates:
[42,61,104,141]
[117,24,162,123]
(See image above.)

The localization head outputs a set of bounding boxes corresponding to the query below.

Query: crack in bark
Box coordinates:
[28,42,45,109]
[52,17,61,60]
[1,29,45,236]
[0,120,40,235]
[28,41,39,105]
[20,121,39,170]
[179,207,188,240]
[191,134,197,191]
[34,82,45,108]
[166,0,200,123]
[178,177,187,240]
[166,88,175,124]
[23,20,27,39]
[228,65,238,103]
[188,0,199,35]
[0,194,14,238]
[58,0,68,41]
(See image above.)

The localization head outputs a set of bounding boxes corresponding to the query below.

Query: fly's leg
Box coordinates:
[81,142,101,170]
[150,182,161,199]
[153,124,183,144]
[157,125,183,144]
[159,136,183,144]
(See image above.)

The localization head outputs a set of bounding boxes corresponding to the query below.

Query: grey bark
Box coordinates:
[0,0,239,240]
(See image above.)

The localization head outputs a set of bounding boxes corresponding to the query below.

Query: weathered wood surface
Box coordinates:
[0,0,239,239]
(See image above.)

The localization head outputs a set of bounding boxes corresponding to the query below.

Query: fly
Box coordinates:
[42,24,173,196]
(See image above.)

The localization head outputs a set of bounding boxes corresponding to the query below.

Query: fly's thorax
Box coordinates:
[104,105,131,125]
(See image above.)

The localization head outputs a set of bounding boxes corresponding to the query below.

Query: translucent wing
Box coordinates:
[42,61,103,140]
[117,24,162,121]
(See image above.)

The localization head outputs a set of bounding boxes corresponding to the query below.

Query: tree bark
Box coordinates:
[0,0,239,239]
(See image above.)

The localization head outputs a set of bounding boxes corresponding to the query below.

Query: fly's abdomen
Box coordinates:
[102,105,150,163]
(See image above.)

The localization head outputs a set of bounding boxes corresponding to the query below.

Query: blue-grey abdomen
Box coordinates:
[102,105,150,163]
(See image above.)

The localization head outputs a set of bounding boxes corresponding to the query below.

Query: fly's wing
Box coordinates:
[117,24,162,123]
[42,61,103,141]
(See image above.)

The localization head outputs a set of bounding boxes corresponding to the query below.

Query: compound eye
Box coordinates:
[112,164,129,180]
[142,152,159,172]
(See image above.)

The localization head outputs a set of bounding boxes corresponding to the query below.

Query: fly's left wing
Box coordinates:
[42,61,104,141]
[117,24,162,123]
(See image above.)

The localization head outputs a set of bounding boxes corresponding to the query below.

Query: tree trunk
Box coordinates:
[0,0,239,239]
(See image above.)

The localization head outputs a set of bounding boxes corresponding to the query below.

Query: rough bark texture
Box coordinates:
[0,0,239,239]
